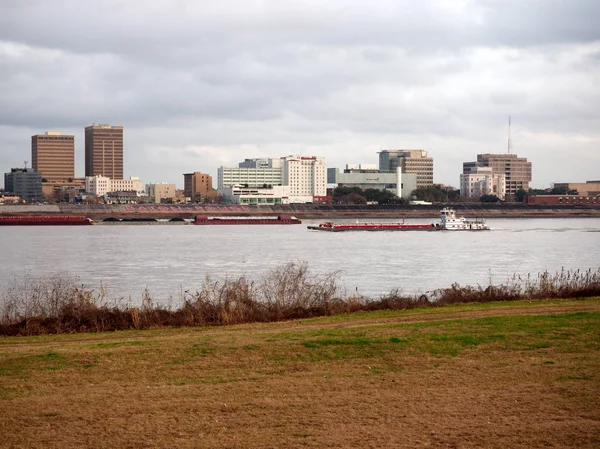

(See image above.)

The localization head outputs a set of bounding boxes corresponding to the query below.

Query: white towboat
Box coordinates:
[438,207,489,231]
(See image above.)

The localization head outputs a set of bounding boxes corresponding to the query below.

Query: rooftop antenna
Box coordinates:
[507,116,512,154]
[24,160,28,169]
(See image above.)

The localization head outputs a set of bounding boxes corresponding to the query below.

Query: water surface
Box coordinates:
[1,217,598,303]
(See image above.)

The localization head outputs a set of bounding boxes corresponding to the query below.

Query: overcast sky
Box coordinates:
[1,0,599,190]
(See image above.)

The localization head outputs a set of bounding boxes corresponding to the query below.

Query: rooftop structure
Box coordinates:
[238,158,282,169]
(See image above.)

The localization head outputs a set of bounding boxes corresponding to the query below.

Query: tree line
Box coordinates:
[333,184,579,204]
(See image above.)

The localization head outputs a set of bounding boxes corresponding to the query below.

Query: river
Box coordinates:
[0,217,598,304]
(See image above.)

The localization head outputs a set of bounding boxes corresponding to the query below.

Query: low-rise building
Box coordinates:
[103,190,142,204]
[552,181,600,197]
[146,183,176,204]
[0,193,21,204]
[85,175,144,196]
[527,195,600,205]
[42,178,86,202]
[217,185,291,205]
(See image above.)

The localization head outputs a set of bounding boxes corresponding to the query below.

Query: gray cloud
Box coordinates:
[1,0,599,189]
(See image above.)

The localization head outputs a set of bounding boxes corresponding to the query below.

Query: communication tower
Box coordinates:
[507,116,512,154]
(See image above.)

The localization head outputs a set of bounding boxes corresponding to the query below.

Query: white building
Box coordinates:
[218,155,326,203]
[460,167,506,200]
[281,155,326,202]
[218,184,291,205]
[218,167,283,189]
[85,175,110,196]
[85,175,144,196]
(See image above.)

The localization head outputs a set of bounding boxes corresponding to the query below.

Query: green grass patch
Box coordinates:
[93,340,148,349]
[259,312,600,361]
[389,337,409,343]
[0,351,70,377]
[187,342,216,355]
[1,303,598,384]
[302,337,374,349]
[556,376,593,381]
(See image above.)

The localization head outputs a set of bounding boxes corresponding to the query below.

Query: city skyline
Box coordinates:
[1,1,599,190]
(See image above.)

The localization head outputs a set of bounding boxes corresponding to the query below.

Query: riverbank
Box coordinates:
[1,203,600,221]
[2,265,598,336]
[1,299,598,448]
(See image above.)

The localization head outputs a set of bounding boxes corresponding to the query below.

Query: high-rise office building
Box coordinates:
[85,124,124,179]
[378,149,433,188]
[31,132,75,182]
[463,154,531,198]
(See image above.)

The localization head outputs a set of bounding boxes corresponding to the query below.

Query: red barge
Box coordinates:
[0,215,92,226]
[194,215,301,225]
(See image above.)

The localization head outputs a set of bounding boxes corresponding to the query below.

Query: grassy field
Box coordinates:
[1,299,599,448]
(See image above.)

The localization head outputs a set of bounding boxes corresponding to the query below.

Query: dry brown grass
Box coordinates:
[2,266,600,336]
[1,299,599,448]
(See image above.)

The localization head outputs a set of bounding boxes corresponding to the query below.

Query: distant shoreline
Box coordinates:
[1,203,599,221]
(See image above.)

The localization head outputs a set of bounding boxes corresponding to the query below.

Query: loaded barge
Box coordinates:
[308,221,437,232]
[195,215,301,225]
[307,208,489,232]
[0,215,92,226]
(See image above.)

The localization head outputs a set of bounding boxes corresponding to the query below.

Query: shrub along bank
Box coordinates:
[1,263,599,336]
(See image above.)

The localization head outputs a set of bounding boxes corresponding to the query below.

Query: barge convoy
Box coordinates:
[307,208,489,232]
[0,215,91,226]
[194,215,301,225]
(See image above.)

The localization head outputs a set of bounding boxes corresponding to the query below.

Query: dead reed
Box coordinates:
[1,265,599,336]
